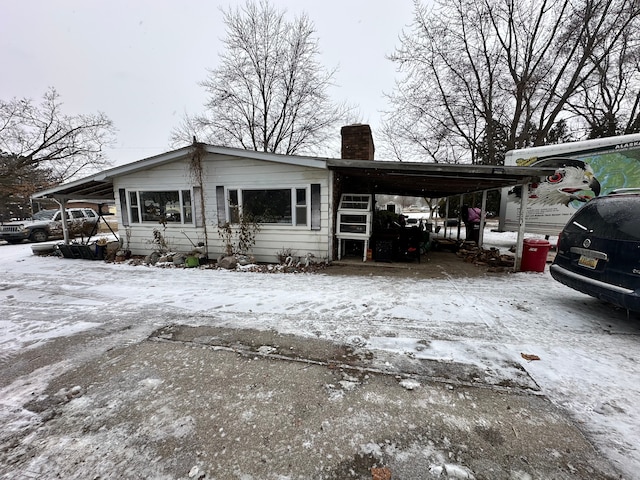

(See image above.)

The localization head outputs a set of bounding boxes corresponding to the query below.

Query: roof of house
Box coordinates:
[32,143,556,201]
[32,144,328,201]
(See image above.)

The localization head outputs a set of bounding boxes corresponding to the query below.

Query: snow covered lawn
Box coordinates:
[1,229,639,477]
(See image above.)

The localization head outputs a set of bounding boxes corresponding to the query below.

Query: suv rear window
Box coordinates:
[564,196,640,241]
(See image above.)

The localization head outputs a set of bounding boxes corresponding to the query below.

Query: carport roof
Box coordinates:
[32,145,557,201]
[326,158,557,198]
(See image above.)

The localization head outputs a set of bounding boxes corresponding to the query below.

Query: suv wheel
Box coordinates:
[29,229,48,243]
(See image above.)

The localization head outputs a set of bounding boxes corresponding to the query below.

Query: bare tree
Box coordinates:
[383,0,507,164]
[566,23,640,137]
[171,0,351,155]
[0,88,115,216]
[384,0,640,164]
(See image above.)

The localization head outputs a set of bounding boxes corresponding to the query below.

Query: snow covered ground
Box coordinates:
[1,227,639,478]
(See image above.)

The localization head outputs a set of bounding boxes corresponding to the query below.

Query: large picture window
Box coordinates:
[128,190,193,224]
[226,187,309,226]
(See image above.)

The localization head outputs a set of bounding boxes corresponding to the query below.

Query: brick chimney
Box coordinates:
[341,124,375,160]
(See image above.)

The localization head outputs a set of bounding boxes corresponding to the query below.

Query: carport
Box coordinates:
[326,158,556,271]
[31,176,117,245]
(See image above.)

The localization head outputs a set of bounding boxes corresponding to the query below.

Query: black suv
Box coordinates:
[550,192,640,312]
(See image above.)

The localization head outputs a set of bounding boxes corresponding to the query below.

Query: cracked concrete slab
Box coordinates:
[1,325,620,479]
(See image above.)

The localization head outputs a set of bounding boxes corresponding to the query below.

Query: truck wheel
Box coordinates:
[29,229,48,242]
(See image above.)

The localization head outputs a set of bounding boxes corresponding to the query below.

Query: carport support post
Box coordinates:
[54,196,71,244]
[444,198,450,237]
[514,184,529,272]
[457,194,463,240]
[478,190,488,247]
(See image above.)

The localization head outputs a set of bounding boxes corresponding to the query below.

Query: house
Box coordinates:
[32,125,555,268]
[116,144,330,262]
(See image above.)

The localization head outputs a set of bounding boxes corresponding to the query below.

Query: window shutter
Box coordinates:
[118,189,129,226]
[193,186,203,227]
[311,184,321,230]
[216,186,226,226]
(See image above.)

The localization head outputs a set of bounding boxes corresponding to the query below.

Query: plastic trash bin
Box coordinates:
[521,238,551,272]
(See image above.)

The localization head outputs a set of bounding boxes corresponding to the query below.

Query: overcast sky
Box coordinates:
[2,0,417,167]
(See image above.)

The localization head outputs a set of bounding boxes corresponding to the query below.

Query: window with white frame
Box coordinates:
[226,187,308,226]
[127,190,193,224]
[295,188,307,226]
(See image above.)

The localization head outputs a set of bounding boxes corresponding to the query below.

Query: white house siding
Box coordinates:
[202,155,331,263]
[112,154,331,264]
[112,158,203,255]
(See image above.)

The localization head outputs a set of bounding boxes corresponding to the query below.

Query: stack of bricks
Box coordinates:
[341,124,375,160]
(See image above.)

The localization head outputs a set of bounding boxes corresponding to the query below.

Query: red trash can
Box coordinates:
[521,238,551,272]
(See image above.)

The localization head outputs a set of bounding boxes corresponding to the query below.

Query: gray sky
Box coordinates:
[2,0,416,167]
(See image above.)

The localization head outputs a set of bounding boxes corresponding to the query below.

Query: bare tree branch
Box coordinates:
[170,0,352,156]
[383,0,640,164]
[0,87,116,218]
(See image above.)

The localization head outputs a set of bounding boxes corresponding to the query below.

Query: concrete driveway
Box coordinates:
[1,321,621,479]
[0,241,635,479]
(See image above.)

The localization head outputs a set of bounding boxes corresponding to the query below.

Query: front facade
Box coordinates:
[32,124,557,270]
[113,147,332,263]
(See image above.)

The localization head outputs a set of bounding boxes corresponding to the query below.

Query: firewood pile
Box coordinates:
[456,242,515,271]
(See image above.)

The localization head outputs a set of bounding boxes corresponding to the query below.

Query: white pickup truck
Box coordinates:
[0,208,99,243]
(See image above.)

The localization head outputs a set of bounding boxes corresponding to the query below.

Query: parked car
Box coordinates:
[0,208,99,244]
[550,192,640,312]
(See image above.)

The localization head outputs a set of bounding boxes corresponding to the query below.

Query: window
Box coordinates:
[336,193,371,239]
[127,190,193,224]
[33,210,57,221]
[129,192,140,223]
[224,187,315,226]
[181,190,193,223]
[338,214,368,234]
[295,188,307,226]
[338,194,371,210]
[228,189,240,224]
[243,189,291,224]
[567,196,640,241]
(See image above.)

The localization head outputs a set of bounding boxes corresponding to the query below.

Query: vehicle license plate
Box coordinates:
[578,255,598,269]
